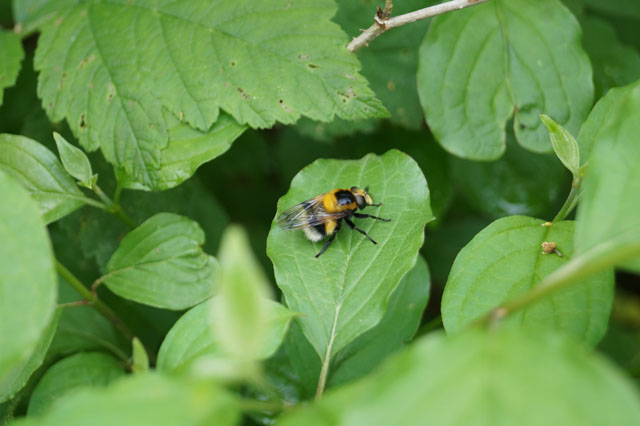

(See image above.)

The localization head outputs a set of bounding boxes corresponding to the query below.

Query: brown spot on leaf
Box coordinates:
[299,54,308,60]
[279,99,291,113]
[308,63,319,69]
[79,114,86,129]
[237,87,249,99]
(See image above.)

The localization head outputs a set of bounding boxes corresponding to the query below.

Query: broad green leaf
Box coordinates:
[0,310,60,402]
[28,352,124,416]
[34,0,386,188]
[581,16,640,99]
[576,79,640,272]
[334,0,434,129]
[114,112,247,191]
[578,79,640,163]
[452,134,569,219]
[0,134,85,223]
[103,213,218,310]
[0,169,57,397]
[49,277,128,361]
[267,150,432,360]
[442,216,613,344]
[132,338,149,374]
[12,0,77,33]
[13,374,239,426]
[53,132,95,188]
[329,256,430,386]
[278,329,640,426]
[0,32,24,106]
[418,0,593,159]
[214,225,275,361]
[157,298,296,373]
[540,114,580,176]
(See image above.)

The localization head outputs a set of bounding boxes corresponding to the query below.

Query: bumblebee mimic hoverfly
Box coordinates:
[277,186,391,258]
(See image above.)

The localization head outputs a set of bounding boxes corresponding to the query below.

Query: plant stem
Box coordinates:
[92,183,136,228]
[553,181,580,222]
[348,0,491,52]
[56,260,135,342]
[315,306,340,400]
[476,232,640,327]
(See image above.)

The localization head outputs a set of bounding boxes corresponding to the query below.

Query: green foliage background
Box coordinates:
[1,0,640,425]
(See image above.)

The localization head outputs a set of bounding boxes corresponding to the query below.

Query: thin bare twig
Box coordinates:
[348,0,492,52]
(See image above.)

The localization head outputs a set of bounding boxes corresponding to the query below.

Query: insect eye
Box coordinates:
[355,195,366,209]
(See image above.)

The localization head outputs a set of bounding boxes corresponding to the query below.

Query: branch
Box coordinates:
[348,0,492,52]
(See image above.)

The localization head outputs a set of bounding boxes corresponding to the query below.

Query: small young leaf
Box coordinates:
[103,213,218,310]
[0,310,60,402]
[540,114,581,176]
[0,169,57,399]
[442,216,613,344]
[267,150,432,361]
[12,374,239,426]
[53,132,94,188]
[131,338,149,374]
[576,79,640,272]
[157,298,297,373]
[0,32,24,106]
[28,352,124,416]
[0,134,85,223]
[213,225,273,362]
[278,329,640,426]
[418,0,593,159]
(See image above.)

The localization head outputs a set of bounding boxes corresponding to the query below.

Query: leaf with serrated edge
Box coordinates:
[34,0,386,187]
[442,216,613,344]
[0,169,57,399]
[157,298,296,373]
[115,112,246,191]
[278,329,640,426]
[267,150,432,361]
[0,134,85,224]
[28,352,124,416]
[576,80,640,272]
[103,213,218,310]
[0,32,24,106]
[418,0,593,160]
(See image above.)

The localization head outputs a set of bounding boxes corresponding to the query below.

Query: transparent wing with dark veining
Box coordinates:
[277,195,350,230]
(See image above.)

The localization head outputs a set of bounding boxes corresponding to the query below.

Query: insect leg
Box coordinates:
[353,212,391,222]
[345,218,377,245]
[315,232,337,258]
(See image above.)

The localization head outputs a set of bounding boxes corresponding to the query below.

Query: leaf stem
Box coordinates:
[552,179,581,222]
[56,260,135,342]
[347,0,491,52]
[92,183,136,228]
[315,306,340,400]
[476,232,640,327]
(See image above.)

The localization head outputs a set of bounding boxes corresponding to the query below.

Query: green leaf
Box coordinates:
[114,112,247,191]
[49,277,129,361]
[582,0,640,19]
[12,0,77,33]
[329,256,431,386]
[103,213,218,310]
[28,352,124,416]
[157,298,297,373]
[13,374,239,426]
[267,150,432,360]
[418,0,593,159]
[34,0,386,188]
[53,132,95,188]
[0,134,86,223]
[452,134,569,219]
[0,32,24,106]
[0,169,57,398]
[214,225,276,361]
[581,16,640,99]
[0,310,60,402]
[132,338,149,374]
[442,216,613,344]
[575,79,640,272]
[278,329,640,426]
[540,114,580,176]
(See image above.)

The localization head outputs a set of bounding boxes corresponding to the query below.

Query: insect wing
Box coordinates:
[277,196,348,230]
